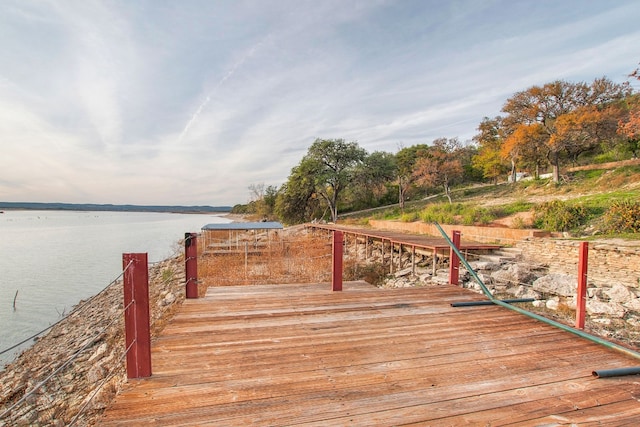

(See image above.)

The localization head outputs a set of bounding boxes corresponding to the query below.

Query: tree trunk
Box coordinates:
[510,159,516,184]
[551,151,560,183]
[444,182,452,204]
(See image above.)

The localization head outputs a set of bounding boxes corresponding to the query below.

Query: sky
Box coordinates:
[1,0,639,206]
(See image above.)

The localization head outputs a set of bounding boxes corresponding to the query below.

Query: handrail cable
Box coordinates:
[0,260,135,357]
[67,339,136,427]
[0,299,134,420]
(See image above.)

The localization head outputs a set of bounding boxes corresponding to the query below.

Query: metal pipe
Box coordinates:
[592,367,640,378]
[451,298,534,307]
[433,222,640,362]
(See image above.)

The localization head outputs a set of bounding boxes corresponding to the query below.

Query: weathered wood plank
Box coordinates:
[100,281,640,426]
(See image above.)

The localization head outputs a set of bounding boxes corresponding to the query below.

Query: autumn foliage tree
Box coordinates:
[413,138,463,203]
[472,117,509,183]
[617,95,640,158]
[502,78,631,182]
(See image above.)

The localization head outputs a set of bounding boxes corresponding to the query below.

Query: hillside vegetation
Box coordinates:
[348,163,640,239]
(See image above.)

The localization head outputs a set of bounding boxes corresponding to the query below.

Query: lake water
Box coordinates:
[0,210,230,367]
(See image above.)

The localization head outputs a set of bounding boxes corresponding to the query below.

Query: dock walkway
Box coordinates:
[101,281,640,425]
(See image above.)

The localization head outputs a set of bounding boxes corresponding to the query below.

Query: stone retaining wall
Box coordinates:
[369,220,640,289]
[516,239,640,289]
[369,219,550,243]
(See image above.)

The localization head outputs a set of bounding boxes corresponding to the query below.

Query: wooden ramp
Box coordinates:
[101,282,640,426]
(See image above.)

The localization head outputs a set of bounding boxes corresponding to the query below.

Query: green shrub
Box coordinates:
[400,212,419,222]
[499,200,534,216]
[603,200,640,233]
[461,207,495,225]
[533,200,588,232]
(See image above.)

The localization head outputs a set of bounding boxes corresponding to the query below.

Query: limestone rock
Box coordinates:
[607,283,635,304]
[469,261,501,271]
[532,273,576,297]
[394,267,414,278]
[625,298,640,312]
[491,263,536,287]
[587,300,626,318]
[546,298,560,310]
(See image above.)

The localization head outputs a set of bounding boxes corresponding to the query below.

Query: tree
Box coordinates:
[472,117,510,183]
[552,105,621,164]
[347,151,397,210]
[275,161,322,224]
[502,78,631,182]
[502,123,549,181]
[301,138,367,223]
[617,95,640,158]
[412,138,463,203]
[395,144,429,210]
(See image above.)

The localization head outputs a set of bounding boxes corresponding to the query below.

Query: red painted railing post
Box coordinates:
[185,233,198,299]
[332,231,343,291]
[449,231,461,285]
[576,241,589,329]
[123,253,151,379]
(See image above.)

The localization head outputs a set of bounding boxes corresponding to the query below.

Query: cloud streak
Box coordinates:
[177,35,270,145]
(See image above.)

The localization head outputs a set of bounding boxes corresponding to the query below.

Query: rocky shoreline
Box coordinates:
[0,256,186,426]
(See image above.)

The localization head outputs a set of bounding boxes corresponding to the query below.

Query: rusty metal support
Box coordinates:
[576,241,589,329]
[332,231,343,291]
[448,231,461,285]
[185,232,198,298]
[123,253,151,379]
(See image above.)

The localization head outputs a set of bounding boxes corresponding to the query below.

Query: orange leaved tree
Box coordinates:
[412,138,463,204]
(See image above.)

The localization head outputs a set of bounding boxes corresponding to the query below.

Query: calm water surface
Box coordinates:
[0,210,230,366]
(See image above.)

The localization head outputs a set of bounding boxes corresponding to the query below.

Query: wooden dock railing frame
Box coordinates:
[123,253,152,379]
[332,231,343,291]
[185,232,198,299]
[576,241,589,329]
[448,230,461,286]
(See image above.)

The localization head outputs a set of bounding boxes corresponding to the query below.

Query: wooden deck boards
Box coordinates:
[307,223,501,251]
[101,282,640,426]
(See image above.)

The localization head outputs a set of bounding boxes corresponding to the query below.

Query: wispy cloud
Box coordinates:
[1,0,639,205]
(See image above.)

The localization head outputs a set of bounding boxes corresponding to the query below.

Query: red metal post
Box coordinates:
[332,231,343,291]
[576,242,589,329]
[448,231,461,285]
[123,253,151,379]
[185,232,198,299]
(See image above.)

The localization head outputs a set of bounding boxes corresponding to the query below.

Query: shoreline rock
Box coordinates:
[0,256,186,426]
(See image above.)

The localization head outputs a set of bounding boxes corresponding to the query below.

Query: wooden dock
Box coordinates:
[101,282,640,425]
[306,223,502,252]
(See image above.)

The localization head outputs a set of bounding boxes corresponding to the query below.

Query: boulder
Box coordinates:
[546,298,560,310]
[430,274,450,285]
[510,286,539,299]
[607,283,635,304]
[587,300,626,318]
[468,261,501,271]
[491,263,536,287]
[532,273,576,297]
[624,298,640,312]
[394,267,414,278]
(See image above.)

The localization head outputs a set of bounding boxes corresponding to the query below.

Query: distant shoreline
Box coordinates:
[0,202,232,214]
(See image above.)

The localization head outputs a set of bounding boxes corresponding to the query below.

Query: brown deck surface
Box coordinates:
[307,223,500,251]
[101,282,640,426]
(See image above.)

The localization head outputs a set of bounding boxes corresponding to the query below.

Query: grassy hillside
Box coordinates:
[345,164,640,239]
